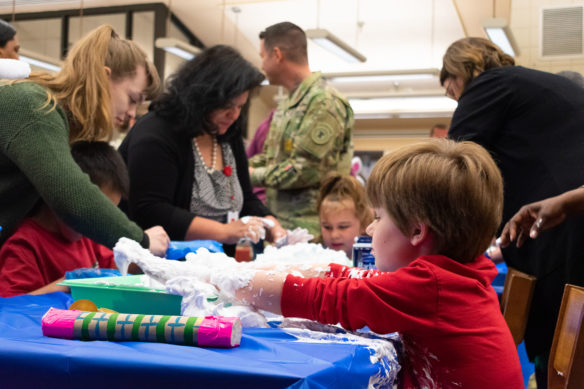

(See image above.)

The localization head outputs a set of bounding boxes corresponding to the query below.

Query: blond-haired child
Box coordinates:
[316,173,373,258]
[199,139,523,388]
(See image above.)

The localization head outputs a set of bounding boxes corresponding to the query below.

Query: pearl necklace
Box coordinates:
[193,136,217,174]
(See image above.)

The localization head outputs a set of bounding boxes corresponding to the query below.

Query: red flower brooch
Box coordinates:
[223,165,232,177]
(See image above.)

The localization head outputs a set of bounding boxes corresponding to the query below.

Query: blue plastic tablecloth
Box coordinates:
[491,261,508,297]
[165,240,224,260]
[0,293,399,389]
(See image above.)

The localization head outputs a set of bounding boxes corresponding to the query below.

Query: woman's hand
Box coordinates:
[262,215,286,243]
[499,195,567,248]
[145,226,170,256]
[223,216,266,244]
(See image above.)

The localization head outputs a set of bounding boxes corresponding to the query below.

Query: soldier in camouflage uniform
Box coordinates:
[249,22,354,236]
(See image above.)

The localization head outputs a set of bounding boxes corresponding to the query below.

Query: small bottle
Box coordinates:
[352,236,373,268]
[234,240,253,262]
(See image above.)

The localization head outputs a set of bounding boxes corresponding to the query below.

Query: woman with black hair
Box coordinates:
[119,45,285,253]
[0,19,19,59]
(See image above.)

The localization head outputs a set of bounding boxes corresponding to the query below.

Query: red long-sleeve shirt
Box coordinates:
[0,219,115,297]
[281,254,523,388]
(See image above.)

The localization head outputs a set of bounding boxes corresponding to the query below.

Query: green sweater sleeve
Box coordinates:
[0,82,144,248]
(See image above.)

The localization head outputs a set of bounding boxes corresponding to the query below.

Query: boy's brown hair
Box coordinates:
[367,138,503,263]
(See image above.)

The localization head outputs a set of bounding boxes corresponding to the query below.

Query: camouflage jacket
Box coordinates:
[249,72,354,235]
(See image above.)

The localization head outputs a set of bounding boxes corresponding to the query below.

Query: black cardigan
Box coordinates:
[119,111,271,241]
[449,66,584,359]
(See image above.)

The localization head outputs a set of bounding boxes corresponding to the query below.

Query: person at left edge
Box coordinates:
[0,24,169,255]
[0,19,29,80]
[0,19,19,59]
[119,45,285,257]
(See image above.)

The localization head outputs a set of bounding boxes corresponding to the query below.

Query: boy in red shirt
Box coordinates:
[201,139,523,388]
[0,141,127,297]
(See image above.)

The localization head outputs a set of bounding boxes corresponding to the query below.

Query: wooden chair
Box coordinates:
[548,284,584,389]
[500,267,536,346]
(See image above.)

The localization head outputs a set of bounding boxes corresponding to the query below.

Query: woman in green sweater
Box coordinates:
[0,24,169,255]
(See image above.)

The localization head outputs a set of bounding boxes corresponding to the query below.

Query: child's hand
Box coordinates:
[28,277,69,295]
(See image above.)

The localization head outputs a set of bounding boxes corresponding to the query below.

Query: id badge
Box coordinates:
[227,211,239,223]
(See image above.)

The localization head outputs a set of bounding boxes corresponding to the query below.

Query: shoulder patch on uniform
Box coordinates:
[310,125,333,145]
[284,138,293,152]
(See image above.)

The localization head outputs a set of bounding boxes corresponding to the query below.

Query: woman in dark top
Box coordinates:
[441,37,584,387]
[119,45,285,252]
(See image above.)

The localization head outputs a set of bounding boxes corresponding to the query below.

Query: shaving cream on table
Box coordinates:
[113,238,352,328]
[41,307,242,348]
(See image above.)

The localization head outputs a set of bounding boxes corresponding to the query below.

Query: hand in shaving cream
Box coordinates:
[224,217,265,244]
[239,216,286,244]
[275,227,315,248]
[239,216,267,244]
[262,216,286,244]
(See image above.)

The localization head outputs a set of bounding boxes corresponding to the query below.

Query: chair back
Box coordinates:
[548,284,584,389]
[500,267,536,346]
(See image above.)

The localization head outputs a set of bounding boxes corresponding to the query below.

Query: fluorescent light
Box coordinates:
[485,28,515,56]
[482,18,519,57]
[306,28,366,63]
[349,96,458,118]
[155,37,201,61]
[18,48,61,72]
[344,90,446,99]
[324,69,439,83]
[331,74,434,83]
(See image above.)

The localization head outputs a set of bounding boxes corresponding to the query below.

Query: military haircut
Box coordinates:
[0,19,16,48]
[367,138,503,263]
[259,21,307,65]
[71,141,129,199]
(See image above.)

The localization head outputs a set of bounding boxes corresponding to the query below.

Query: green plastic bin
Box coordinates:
[59,275,182,315]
